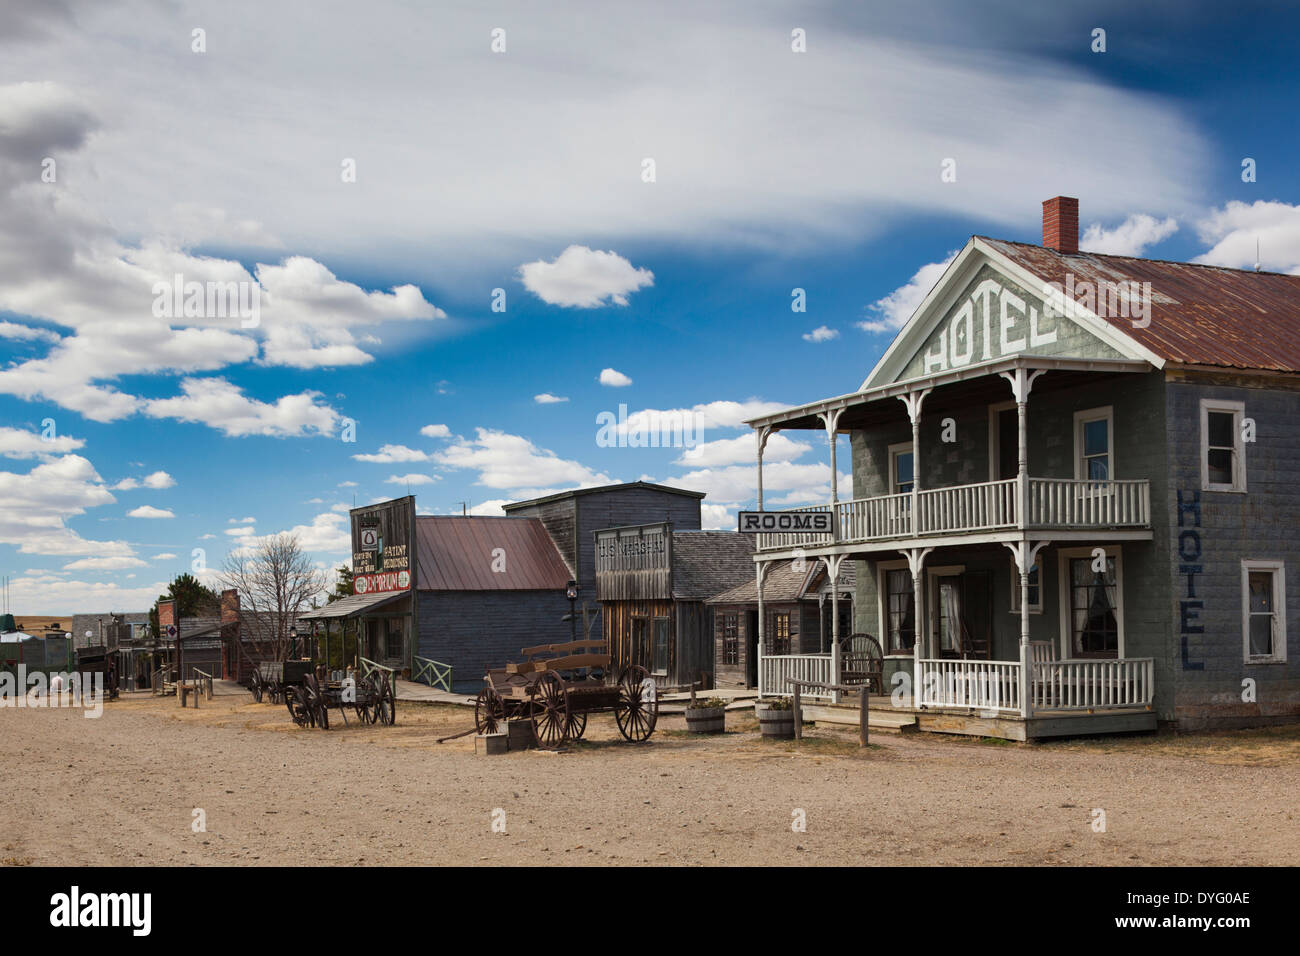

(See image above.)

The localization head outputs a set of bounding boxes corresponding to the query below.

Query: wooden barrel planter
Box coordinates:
[755,701,795,739]
[685,704,726,734]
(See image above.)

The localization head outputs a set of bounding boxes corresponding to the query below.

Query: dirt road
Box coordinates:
[2,693,1296,866]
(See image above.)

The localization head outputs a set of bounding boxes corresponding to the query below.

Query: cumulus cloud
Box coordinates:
[153,552,178,560]
[63,555,148,571]
[385,473,437,485]
[419,423,451,438]
[435,428,611,491]
[802,325,840,343]
[142,377,339,438]
[599,368,633,387]
[126,505,174,518]
[1194,200,1300,273]
[1081,213,1178,256]
[0,426,84,459]
[676,431,811,468]
[0,321,59,343]
[0,453,133,556]
[351,444,430,463]
[112,470,175,490]
[858,250,959,333]
[534,393,569,404]
[519,245,653,308]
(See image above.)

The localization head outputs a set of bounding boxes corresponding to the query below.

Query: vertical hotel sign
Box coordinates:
[351,497,414,595]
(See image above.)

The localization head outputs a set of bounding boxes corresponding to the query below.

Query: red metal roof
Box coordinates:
[985,237,1300,373]
[415,516,572,591]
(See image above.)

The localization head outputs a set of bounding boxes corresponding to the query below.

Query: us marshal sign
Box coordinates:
[737,511,832,533]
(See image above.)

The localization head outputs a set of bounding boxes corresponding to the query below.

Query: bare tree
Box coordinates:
[219,533,329,663]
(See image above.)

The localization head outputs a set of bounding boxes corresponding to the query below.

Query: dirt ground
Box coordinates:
[2,691,1297,866]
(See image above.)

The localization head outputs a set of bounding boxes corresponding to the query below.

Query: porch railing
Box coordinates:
[412,655,452,692]
[1027,478,1150,528]
[759,653,833,700]
[916,657,1023,714]
[1028,658,1154,711]
[755,477,1150,550]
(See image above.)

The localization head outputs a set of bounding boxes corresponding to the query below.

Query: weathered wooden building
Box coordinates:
[746,196,1300,736]
[707,560,855,689]
[595,522,754,689]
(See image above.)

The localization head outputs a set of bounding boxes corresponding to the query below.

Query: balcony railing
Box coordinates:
[756,477,1150,551]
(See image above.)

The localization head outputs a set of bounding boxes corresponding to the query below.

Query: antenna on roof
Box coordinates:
[1255,237,1261,272]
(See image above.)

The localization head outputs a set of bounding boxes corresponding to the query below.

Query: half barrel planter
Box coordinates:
[685,705,726,734]
[755,703,795,739]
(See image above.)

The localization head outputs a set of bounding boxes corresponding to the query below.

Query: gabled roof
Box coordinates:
[415,516,572,591]
[706,558,857,605]
[669,531,755,601]
[983,237,1300,374]
[502,481,705,511]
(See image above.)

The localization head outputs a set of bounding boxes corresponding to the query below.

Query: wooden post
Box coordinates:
[858,686,869,747]
[792,682,802,740]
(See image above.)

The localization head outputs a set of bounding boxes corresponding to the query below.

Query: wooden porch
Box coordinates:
[760,650,1157,740]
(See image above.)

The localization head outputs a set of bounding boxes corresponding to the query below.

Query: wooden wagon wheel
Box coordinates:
[566,709,587,740]
[354,675,375,725]
[249,669,263,703]
[374,674,396,726]
[529,670,570,749]
[286,685,311,727]
[309,677,330,731]
[475,687,505,735]
[614,665,658,743]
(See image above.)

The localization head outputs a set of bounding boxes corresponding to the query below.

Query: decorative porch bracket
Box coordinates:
[1003,538,1050,720]
[816,408,844,541]
[820,552,847,703]
[997,367,1045,529]
[897,388,931,537]
[905,546,934,693]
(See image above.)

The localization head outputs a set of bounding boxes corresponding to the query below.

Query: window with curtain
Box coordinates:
[885,568,915,653]
[1069,557,1118,657]
[936,576,963,654]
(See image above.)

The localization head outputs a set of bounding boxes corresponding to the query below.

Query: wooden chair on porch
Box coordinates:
[840,633,884,696]
[1028,641,1058,708]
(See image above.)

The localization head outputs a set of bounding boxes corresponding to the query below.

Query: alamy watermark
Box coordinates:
[1,666,104,718]
[152,273,260,328]
[596,403,704,449]
[1043,274,1154,329]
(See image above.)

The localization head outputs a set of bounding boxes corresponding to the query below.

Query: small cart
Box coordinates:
[474,640,658,748]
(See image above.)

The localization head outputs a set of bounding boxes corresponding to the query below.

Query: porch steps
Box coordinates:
[799,703,918,734]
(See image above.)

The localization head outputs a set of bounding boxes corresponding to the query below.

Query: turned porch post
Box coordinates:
[898,389,932,537]
[755,425,773,511]
[823,554,845,704]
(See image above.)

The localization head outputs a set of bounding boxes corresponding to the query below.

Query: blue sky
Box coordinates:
[3,0,1300,614]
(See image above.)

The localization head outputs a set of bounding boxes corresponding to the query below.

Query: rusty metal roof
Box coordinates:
[985,237,1300,373]
[415,516,572,591]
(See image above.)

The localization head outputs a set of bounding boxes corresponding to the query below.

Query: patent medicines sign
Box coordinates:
[351,496,415,594]
[737,511,832,533]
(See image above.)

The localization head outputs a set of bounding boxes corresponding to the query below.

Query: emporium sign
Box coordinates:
[354,570,410,595]
[737,511,832,533]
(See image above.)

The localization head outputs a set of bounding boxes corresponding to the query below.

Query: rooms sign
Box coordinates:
[737,511,832,533]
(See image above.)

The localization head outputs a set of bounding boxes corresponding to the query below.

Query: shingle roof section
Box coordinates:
[669,531,755,601]
[985,237,1300,373]
[415,516,572,591]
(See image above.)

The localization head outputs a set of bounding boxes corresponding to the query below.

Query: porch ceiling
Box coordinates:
[746,356,1152,432]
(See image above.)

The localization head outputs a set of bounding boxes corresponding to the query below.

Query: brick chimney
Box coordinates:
[1042,196,1079,253]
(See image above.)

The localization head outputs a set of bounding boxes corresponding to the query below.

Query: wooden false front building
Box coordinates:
[595,522,755,689]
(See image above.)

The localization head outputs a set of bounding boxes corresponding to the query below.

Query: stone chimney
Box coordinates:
[1042,196,1079,253]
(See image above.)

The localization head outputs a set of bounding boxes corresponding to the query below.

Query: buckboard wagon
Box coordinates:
[474,640,658,747]
[250,660,395,730]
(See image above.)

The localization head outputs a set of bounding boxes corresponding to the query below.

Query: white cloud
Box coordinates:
[0,454,133,557]
[668,460,852,513]
[0,321,59,343]
[225,526,255,536]
[227,516,256,524]
[519,246,653,307]
[435,428,611,491]
[858,250,959,333]
[338,480,358,487]
[127,505,174,518]
[1081,213,1178,256]
[143,377,339,437]
[153,552,178,560]
[599,368,633,387]
[468,500,512,516]
[63,555,148,571]
[676,432,811,467]
[534,393,569,404]
[802,326,839,343]
[112,470,175,490]
[385,473,436,485]
[352,444,431,463]
[4,571,170,617]
[226,511,351,559]
[1194,200,1300,273]
[0,426,84,459]
[419,423,451,438]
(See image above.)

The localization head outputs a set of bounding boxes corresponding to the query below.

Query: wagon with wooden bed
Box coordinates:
[250,659,396,730]
[473,639,658,748]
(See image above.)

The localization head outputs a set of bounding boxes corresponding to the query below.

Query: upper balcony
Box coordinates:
[755,476,1150,553]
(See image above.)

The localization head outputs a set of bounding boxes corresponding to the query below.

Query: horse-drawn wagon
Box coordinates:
[250,659,396,730]
[473,639,658,748]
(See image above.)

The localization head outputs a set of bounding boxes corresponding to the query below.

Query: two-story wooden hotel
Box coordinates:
[747,197,1298,738]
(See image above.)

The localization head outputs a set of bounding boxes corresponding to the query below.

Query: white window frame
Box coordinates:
[888,441,914,495]
[877,559,914,657]
[987,401,1016,482]
[927,565,966,655]
[1057,545,1125,659]
[1009,557,1043,614]
[1073,406,1114,482]
[1241,559,1286,664]
[1201,399,1247,493]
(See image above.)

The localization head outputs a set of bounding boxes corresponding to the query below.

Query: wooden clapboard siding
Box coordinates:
[594,523,673,601]
[603,598,675,680]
